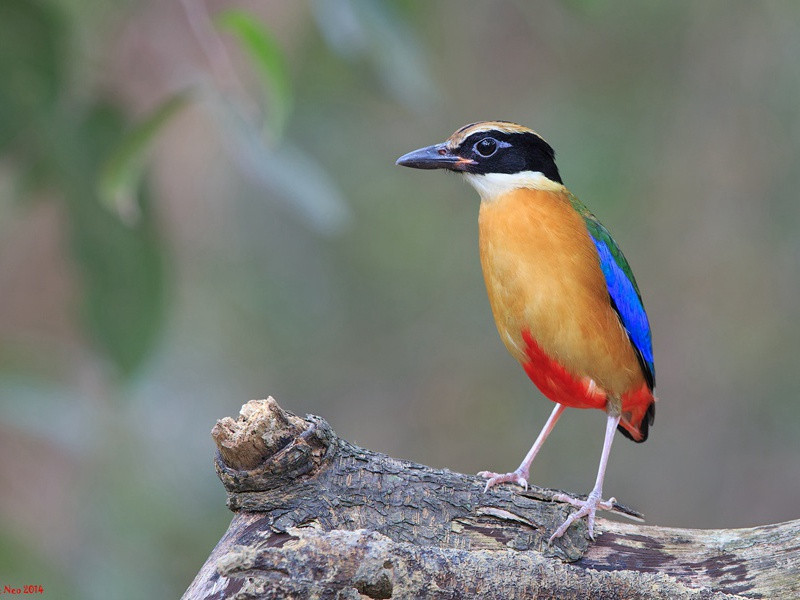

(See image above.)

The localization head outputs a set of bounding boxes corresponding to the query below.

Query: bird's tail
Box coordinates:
[617,386,656,443]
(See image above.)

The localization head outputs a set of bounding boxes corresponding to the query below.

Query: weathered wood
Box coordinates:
[183,398,800,599]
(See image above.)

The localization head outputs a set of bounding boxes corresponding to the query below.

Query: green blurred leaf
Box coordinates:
[0,0,65,152]
[56,104,167,379]
[216,9,293,137]
[98,91,190,225]
[74,186,166,378]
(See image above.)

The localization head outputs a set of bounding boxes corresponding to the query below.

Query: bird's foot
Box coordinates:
[548,490,615,542]
[477,468,529,492]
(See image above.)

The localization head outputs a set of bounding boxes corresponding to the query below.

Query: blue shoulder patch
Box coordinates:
[590,237,655,373]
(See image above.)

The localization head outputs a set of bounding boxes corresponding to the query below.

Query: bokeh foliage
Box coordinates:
[1,1,800,598]
[1,0,165,379]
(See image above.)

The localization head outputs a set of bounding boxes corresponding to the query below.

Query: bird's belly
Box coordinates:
[478,189,644,404]
[484,257,620,404]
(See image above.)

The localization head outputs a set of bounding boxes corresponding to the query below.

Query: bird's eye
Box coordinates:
[475,137,498,157]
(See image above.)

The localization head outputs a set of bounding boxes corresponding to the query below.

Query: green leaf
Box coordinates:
[74,184,166,378]
[0,0,65,152]
[98,91,190,225]
[215,9,293,138]
[58,103,168,379]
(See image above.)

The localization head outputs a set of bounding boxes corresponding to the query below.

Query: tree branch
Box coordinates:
[183,398,799,599]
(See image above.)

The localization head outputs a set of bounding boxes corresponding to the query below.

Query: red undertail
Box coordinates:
[521,330,655,442]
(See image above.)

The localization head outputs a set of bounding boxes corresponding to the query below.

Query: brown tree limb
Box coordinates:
[183,398,800,599]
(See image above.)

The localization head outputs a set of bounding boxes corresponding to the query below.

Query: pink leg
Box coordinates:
[549,412,621,542]
[478,403,566,492]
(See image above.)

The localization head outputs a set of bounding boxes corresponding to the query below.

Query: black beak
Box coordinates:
[396,143,475,171]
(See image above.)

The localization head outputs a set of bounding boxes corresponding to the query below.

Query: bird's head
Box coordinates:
[396,121,564,200]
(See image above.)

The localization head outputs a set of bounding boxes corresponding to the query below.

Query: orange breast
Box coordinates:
[478,188,646,404]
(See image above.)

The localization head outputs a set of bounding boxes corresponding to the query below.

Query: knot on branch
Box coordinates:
[212,398,336,493]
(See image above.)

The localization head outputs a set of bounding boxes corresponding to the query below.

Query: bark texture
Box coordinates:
[183,398,800,599]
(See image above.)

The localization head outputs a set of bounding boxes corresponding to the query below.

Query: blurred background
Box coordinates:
[2,0,800,597]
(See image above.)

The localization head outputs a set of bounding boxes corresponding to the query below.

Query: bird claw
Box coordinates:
[548,490,613,542]
[477,469,529,492]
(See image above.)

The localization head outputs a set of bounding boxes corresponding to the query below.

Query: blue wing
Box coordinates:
[571,197,655,389]
[591,236,655,386]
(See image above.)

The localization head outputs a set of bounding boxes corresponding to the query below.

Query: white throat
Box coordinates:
[462,171,565,201]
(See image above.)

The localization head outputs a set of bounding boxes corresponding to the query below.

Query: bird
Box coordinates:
[396,121,655,541]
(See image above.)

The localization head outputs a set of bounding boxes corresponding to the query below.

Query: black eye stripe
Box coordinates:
[459,132,522,154]
[454,130,562,183]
